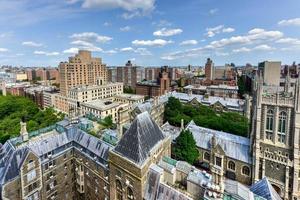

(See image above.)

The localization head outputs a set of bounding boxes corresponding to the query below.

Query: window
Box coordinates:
[265,110,274,140]
[228,161,236,171]
[27,192,39,200]
[27,170,36,182]
[127,187,134,200]
[204,152,210,161]
[278,111,287,143]
[215,157,222,167]
[28,160,35,170]
[116,180,123,200]
[242,166,250,176]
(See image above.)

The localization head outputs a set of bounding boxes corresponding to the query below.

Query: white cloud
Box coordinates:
[232,45,275,53]
[253,44,275,51]
[63,48,79,54]
[222,27,235,33]
[278,18,300,26]
[70,40,103,52]
[180,40,198,46]
[132,39,173,47]
[153,28,182,37]
[22,41,43,47]
[205,25,235,37]
[120,47,151,55]
[81,0,155,12]
[120,47,134,52]
[209,8,218,15]
[232,47,251,53]
[70,32,112,43]
[34,51,59,56]
[209,28,283,48]
[103,50,117,54]
[103,22,111,26]
[276,38,300,45]
[121,11,143,19]
[0,48,8,52]
[120,26,131,32]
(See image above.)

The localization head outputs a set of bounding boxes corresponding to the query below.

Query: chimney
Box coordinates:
[20,121,29,142]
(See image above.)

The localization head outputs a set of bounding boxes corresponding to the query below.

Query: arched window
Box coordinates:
[278,111,287,143]
[265,110,274,140]
[242,166,250,176]
[228,161,236,171]
[116,180,123,200]
[204,152,210,161]
[127,187,134,200]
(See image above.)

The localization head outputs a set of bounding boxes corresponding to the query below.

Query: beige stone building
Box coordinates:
[258,61,281,86]
[251,72,300,199]
[59,50,107,96]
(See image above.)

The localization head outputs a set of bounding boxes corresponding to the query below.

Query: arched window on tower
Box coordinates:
[116,180,123,200]
[127,187,134,200]
[228,161,236,171]
[265,109,274,140]
[278,111,287,143]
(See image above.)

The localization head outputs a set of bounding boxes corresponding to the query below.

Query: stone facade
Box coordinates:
[251,73,300,200]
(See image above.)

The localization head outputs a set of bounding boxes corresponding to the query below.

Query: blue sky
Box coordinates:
[0,0,300,67]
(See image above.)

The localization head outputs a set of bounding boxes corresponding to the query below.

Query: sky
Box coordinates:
[0,0,300,67]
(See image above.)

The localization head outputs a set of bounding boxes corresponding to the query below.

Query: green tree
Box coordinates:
[100,115,114,129]
[172,129,199,164]
[237,76,246,98]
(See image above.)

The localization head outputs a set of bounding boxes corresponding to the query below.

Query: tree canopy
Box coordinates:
[0,95,64,144]
[164,97,249,137]
[172,129,199,164]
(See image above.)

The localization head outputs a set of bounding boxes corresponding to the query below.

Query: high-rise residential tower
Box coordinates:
[59,50,107,96]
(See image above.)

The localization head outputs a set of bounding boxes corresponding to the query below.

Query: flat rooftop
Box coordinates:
[82,99,122,111]
[115,93,145,100]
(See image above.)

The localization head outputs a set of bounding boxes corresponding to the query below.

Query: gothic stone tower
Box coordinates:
[251,73,300,200]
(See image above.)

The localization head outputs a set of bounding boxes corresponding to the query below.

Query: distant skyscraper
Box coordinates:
[258,61,281,86]
[205,58,214,80]
[59,50,107,96]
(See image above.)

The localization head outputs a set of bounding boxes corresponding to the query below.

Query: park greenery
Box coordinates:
[164,97,248,137]
[172,129,199,164]
[123,86,135,94]
[0,95,65,144]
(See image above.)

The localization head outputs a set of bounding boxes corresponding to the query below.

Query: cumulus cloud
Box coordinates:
[153,28,183,37]
[70,40,103,52]
[22,41,43,47]
[232,47,251,53]
[0,48,8,52]
[120,47,151,55]
[205,25,235,37]
[34,51,59,56]
[120,26,131,32]
[70,32,112,43]
[209,28,283,48]
[81,0,155,12]
[63,47,79,54]
[276,38,300,45]
[132,39,173,47]
[180,40,198,46]
[278,18,300,26]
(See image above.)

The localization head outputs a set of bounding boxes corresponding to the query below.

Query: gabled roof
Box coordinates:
[186,122,251,164]
[250,177,282,200]
[114,112,165,165]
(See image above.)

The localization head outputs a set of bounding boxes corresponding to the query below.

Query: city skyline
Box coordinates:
[0,0,300,67]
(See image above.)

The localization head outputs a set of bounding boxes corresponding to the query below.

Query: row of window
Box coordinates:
[203,152,251,176]
[265,110,287,143]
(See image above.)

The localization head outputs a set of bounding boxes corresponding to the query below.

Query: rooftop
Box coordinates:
[115,93,145,100]
[114,112,166,166]
[82,99,123,111]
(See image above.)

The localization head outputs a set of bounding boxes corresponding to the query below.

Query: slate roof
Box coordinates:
[0,124,111,185]
[114,112,165,165]
[144,166,192,200]
[186,121,252,164]
[250,178,282,200]
[225,179,266,200]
